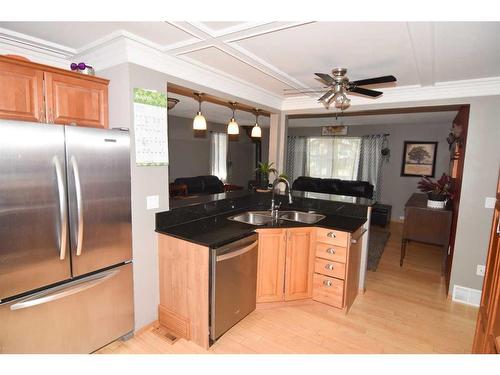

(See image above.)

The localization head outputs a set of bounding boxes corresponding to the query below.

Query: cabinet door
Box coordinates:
[256,229,286,303]
[0,60,44,122]
[284,228,315,301]
[44,72,108,128]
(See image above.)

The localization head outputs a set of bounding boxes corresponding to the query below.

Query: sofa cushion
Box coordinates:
[174,176,204,194]
[292,176,374,199]
[199,175,224,194]
[174,175,224,195]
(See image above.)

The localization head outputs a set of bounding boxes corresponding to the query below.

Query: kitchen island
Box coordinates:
[155,190,373,348]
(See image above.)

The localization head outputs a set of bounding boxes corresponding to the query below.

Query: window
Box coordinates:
[210,132,228,182]
[305,137,361,180]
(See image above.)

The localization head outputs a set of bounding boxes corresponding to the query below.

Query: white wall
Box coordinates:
[99,63,169,331]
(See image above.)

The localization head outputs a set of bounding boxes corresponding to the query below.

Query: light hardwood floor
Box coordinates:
[98,222,478,354]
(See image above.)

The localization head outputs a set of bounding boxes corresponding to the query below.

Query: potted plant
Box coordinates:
[417,173,453,209]
[255,162,277,190]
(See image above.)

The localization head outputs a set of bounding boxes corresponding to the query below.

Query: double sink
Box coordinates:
[228,210,326,226]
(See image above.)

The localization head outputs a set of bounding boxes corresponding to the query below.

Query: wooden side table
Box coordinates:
[401,193,452,274]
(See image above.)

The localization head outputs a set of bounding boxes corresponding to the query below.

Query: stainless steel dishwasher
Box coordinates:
[210,234,258,341]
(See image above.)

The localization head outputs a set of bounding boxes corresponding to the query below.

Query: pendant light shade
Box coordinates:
[193,93,207,130]
[251,109,262,138]
[227,102,239,135]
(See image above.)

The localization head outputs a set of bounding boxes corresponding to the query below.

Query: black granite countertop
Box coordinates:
[156,205,367,248]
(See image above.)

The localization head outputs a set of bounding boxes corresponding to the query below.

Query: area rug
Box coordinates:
[367,227,391,271]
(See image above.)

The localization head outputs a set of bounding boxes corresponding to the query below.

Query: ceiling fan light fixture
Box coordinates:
[227,102,239,135]
[167,97,179,110]
[192,93,207,130]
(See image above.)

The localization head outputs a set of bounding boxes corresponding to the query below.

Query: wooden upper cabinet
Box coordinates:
[44,72,108,128]
[0,56,109,128]
[256,229,286,303]
[284,228,315,301]
[0,60,44,122]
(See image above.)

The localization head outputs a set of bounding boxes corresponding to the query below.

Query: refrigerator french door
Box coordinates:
[0,121,134,353]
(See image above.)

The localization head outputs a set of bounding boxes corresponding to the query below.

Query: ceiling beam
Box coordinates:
[167,82,271,117]
[407,22,436,87]
[287,104,462,120]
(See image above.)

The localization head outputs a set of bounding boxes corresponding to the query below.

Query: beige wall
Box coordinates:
[287,121,452,219]
[99,63,169,331]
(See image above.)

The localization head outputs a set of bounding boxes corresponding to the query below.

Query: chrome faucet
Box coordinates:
[270,177,293,219]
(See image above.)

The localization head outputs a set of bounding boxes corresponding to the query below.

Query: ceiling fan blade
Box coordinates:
[315,73,335,85]
[349,87,383,97]
[350,75,397,86]
[318,89,335,102]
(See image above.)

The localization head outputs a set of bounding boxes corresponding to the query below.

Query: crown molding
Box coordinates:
[1,25,500,115]
[73,34,284,110]
[281,76,500,111]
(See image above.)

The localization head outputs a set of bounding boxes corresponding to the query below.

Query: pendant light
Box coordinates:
[227,101,239,135]
[251,108,262,138]
[193,92,207,130]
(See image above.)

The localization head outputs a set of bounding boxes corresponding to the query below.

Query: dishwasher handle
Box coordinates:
[216,241,258,262]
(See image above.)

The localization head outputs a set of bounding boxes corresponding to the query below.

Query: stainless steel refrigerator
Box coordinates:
[0,120,134,353]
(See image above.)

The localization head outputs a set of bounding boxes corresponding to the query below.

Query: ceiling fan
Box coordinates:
[285,68,397,109]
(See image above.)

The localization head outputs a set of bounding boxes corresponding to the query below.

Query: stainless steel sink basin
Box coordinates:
[228,210,325,226]
[228,211,274,226]
[278,211,326,224]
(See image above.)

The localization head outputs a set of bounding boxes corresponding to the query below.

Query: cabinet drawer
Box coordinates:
[312,274,343,308]
[316,228,348,247]
[314,258,345,280]
[315,242,347,263]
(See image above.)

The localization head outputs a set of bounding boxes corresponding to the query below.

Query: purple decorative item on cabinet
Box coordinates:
[70,62,95,76]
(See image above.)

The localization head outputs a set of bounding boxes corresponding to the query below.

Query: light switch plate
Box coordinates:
[146,195,159,210]
[485,197,496,209]
[477,265,485,277]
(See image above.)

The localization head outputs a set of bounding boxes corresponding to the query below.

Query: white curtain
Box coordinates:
[358,135,384,201]
[210,132,228,182]
[305,137,361,180]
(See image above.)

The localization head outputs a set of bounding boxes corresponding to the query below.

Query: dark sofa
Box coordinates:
[173,175,224,195]
[292,176,374,199]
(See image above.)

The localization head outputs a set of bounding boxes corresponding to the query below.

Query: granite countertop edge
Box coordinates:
[155,208,367,248]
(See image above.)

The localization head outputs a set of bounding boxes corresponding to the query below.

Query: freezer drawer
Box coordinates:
[0,263,134,353]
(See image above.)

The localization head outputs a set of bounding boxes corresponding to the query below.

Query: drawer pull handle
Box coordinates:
[327,232,336,238]
[326,248,336,254]
[323,280,333,287]
[325,263,335,271]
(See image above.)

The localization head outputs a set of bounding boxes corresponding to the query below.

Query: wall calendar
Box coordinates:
[133,88,168,166]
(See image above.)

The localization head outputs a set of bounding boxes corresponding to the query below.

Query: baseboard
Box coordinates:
[134,320,159,336]
[452,285,482,307]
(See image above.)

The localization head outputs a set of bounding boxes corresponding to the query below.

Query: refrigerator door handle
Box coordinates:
[53,156,68,260]
[10,269,120,311]
[71,155,84,256]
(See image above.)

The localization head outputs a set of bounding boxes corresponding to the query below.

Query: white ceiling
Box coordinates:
[287,111,457,128]
[2,21,499,99]
[168,93,271,127]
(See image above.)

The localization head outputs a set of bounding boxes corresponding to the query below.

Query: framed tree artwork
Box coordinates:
[401,141,438,177]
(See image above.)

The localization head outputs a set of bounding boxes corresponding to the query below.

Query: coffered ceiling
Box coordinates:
[1,21,499,110]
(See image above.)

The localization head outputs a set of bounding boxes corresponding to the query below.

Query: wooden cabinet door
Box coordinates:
[284,228,315,301]
[0,60,44,122]
[44,72,108,128]
[256,229,286,303]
